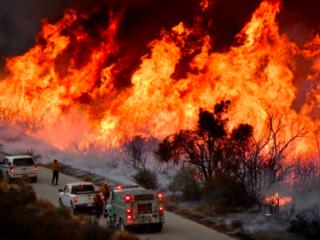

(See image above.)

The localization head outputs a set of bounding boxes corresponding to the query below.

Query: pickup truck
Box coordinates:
[105,185,165,232]
[59,182,104,213]
[0,155,38,183]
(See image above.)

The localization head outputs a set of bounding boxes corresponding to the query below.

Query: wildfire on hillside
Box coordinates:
[0,0,319,162]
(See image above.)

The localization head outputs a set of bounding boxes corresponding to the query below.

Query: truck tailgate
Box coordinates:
[77,194,95,205]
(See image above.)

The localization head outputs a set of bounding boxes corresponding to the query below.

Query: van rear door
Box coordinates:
[13,158,35,176]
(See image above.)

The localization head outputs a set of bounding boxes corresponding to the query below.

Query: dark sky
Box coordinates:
[0,0,68,56]
[1,0,320,64]
[0,0,197,57]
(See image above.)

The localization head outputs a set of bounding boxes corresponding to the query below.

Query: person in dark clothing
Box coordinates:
[100,182,110,201]
[94,193,103,218]
[51,159,61,185]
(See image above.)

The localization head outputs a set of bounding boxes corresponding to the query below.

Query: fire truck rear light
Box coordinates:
[74,196,78,204]
[116,186,122,190]
[157,192,164,200]
[9,166,14,174]
[124,194,132,203]
[100,195,105,201]
[126,208,133,223]
[34,164,38,171]
[159,206,164,211]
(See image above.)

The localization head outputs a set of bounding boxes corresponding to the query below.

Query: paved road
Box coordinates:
[32,167,234,240]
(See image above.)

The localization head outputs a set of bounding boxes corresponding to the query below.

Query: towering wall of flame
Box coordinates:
[0,0,319,160]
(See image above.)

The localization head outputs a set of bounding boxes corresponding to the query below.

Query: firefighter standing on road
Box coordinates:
[51,159,61,186]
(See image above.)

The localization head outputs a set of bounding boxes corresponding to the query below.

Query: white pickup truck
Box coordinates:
[59,182,104,213]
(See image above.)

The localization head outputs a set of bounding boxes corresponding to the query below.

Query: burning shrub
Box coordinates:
[133,168,158,190]
[169,166,201,200]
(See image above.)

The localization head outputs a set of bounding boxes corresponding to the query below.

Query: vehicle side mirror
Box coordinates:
[58,189,63,193]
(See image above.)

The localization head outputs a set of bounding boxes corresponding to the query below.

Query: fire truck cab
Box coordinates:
[104,185,164,232]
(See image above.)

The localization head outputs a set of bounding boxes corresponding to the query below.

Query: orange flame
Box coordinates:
[200,0,210,11]
[0,0,319,158]
[265,192,293,206]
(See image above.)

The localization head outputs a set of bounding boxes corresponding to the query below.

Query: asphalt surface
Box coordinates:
[32,167,235,240]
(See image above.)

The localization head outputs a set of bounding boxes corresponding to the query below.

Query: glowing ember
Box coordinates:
[200,0,210,11]
[265,193,293,206]
[0,0,319,159]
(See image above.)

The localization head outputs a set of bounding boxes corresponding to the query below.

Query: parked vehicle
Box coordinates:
[104,185,165,232]
[59,182,104,214]
[0,155,38,183]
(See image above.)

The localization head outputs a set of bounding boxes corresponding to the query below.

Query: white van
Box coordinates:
[0,155,38,183]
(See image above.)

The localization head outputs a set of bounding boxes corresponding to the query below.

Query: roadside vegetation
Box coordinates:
[289,205,320,240]
[133,168,158,190]
[0,174,138,240]
[169,166,201,201]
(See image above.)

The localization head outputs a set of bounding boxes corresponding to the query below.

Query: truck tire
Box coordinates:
[31,176,37,183]
[153,223,163,232]
[118,219,132,232]
[71,202,77,215]
[106,215,116,229]
[6,172,12,184]
[118,218,125,231]
[111,217,116,228]
[59,198,64,208]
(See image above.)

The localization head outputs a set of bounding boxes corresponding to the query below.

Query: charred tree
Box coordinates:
[156,101,307,204]
[123,135,148,170]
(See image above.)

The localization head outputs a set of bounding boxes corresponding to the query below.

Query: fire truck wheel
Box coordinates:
[153,223,163,232]
[118,218,125,231]
[59,198,64,207]
[107,216,116,229]
[71,202,78,215]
